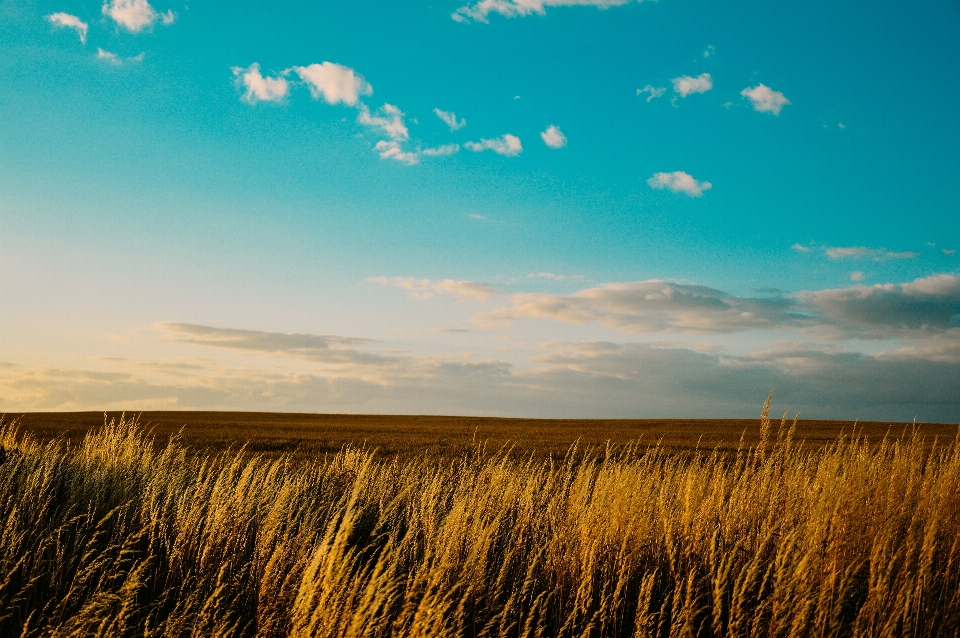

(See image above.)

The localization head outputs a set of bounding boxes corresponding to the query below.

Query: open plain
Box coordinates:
[6,410,958,459]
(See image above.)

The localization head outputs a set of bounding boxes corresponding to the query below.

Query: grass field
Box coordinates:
[6,409,957,459]
[1,402,959,636]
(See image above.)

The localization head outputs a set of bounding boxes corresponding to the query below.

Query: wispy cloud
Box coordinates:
[637,85,666,102]
[232,63,289,103]
[540,125,567,149]
[527,272,583,281]
[97,48,121,64]
[158,323,385,365]
[452,0,639,23]
[421,144,460,157]
[358,104,418,164]
[368,276,498,302]
[292,62,372,106]
[102,0,174,33]
[824,246,919,261]
[793,242,920,261]
[477,273,960,341]
[647,171,712,197]
[465,134,522,156]
[96,48,144,65]
[741,84,790,115]
[47,12,88,43]
[475,280,793,333]
[465,274,960,379]
[434,108,466,131]
[671,73,712,98]
[373,141,418,164]
[357,104,408,142]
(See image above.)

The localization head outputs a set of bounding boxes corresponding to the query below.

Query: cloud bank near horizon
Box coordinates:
[3,325,958,420]
[3,274,959,420]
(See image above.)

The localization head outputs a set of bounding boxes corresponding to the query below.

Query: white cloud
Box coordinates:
[374,141,419,165]
[421,144,460,157]
[824,246,919,261]
[647,171,712,197]
[292,62,372,107]
[792,243,812,253]
[465,134,522,156]
[671,73,712,97]
[368,277,497,302]
[48,12,88,43]
[358,104,420,164]
[230,60,422,166]
[944,249,956,256]
[231,63,289,104]
[97,48,121,64]
[851,271,865,282]
[741,84,790,115]
[703,45,715,58]
[96,48,142,65]
[434,108,466,131]
[358,104,409,141]
[540,125,567,149]
[102,0,171,32]
[452,0,638,23]
[637,85,666,102]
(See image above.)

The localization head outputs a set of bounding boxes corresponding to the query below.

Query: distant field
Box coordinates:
[5,410,957,458]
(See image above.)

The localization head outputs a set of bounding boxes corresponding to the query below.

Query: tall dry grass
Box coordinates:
[0,399,958,637]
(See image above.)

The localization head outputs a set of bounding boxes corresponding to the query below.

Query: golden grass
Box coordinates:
[1,399,959,637]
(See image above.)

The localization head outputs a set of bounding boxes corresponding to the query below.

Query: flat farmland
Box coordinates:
[5,410,956,459]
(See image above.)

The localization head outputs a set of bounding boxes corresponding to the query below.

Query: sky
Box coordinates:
[1,0,959,420]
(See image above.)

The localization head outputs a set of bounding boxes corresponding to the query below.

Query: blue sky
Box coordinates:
[2,0,959,420]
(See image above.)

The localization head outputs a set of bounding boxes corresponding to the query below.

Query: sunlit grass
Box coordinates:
[1,397,958,636]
